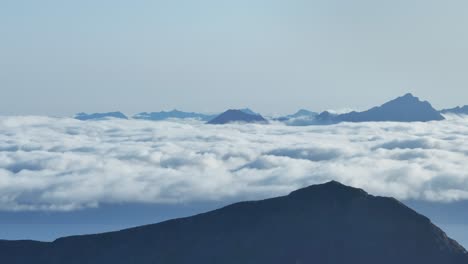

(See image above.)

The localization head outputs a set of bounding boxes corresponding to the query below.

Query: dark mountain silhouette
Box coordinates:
[207,109,268,124]
[317,93,445,124]
[1,181,467,264]
[133,110,216,121]
[75,112,128,120]
[440,105,468,115]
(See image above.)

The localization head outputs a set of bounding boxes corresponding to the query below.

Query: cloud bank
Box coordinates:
[1,115,468,211]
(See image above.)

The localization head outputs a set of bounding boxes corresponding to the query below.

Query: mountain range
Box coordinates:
[0,181,466,264]
[74,94,468,124]
[440,105,468,115]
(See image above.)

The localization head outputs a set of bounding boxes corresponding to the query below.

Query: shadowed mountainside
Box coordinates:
[0,181,466,264]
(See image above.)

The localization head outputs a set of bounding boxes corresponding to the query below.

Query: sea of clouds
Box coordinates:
[1,115,468,211]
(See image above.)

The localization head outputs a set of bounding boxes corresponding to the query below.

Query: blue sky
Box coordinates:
[1,0,468,115]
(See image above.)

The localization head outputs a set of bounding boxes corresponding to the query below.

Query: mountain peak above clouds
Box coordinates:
[75,112,128,120]
[440,105,468,115]
[207,109,268,124]
[133,110,216,121]
[316,93,445,123]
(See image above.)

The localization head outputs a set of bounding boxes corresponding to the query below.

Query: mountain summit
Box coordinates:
[207,109,268,124]
[315,93,445,124]
[337,93,445,122]
[0,181,466,264]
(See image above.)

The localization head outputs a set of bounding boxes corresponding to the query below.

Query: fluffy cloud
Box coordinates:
[1,115,468,211]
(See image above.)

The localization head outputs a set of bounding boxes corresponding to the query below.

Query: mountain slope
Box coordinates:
[207,109,268,124]
[0,181,466,264]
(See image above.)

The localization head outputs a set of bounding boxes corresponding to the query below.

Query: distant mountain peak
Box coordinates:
[75,112,128,121]
[133,110,216,121]
[402,92,416,98]
[295,109,314,115]
[334,93,445,123]
[239,108,259,116]
[387,93,423,104]
[275,109,318,125]
[207,109,268,124]
[289,180,368,200]
[440,105,468,115]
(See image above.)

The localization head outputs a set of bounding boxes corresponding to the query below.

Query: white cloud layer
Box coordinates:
[1,115,468,211]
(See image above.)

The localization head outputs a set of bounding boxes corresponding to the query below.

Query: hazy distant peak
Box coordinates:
[207,109,268,124]
[239,108,259,116]
[335,93,445,123]
[440,105,468,115]
[133,110,216,121]
[75,112,128,121]
[294,109,316,115]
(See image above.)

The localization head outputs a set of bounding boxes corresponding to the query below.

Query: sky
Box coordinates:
[1,0,468,116]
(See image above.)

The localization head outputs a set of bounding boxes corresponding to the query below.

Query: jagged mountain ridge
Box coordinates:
[440,105,468,115]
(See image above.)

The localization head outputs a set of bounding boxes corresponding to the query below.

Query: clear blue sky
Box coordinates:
[1,0,468,115]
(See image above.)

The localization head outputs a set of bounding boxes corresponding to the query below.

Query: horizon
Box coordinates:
[1,92,465,117]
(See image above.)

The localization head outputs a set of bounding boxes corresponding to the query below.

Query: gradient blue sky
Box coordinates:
[1,0,468,115]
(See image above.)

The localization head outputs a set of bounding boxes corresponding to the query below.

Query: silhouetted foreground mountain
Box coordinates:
[1,181,467,264]
[75,112,128,120]
[440,105,468,115]
[207,109,268,124]
[133,110,216,121]
[316,93,445,123]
